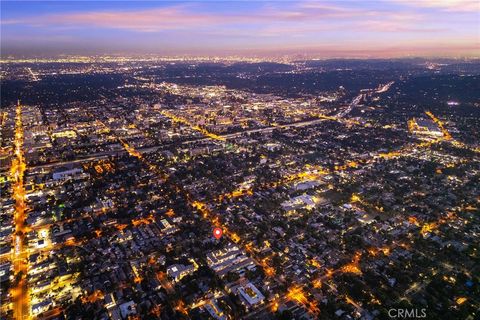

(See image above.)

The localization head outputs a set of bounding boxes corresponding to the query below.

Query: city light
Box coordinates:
[0,30,478,319]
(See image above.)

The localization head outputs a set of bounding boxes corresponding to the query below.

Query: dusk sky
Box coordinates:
[1,0,479,58]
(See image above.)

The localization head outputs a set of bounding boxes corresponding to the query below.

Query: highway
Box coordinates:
[336,93,363,118]
[336,81,394,118]
[26,67,40,81]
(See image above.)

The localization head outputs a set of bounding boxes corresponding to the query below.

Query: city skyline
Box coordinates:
[1,0,479,58]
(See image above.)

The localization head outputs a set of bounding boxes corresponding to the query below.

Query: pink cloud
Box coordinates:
[390,0,479,12]
[28,6,219,32]
[1,2,387,32]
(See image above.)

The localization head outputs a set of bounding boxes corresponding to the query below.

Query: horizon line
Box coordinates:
[2,53,480,61]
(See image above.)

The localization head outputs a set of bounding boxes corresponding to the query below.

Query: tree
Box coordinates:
[276,310,293,320]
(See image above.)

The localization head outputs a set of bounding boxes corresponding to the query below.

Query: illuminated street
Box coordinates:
[10,102,30,320]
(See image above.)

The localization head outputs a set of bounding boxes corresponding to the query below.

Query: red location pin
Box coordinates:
[213,227,223,239]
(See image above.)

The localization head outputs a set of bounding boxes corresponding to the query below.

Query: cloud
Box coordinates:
[354,11,443,32]
[1,1,436,37]
[2,5,221,32]
[389,0,480,12]
[1,2,391,32]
